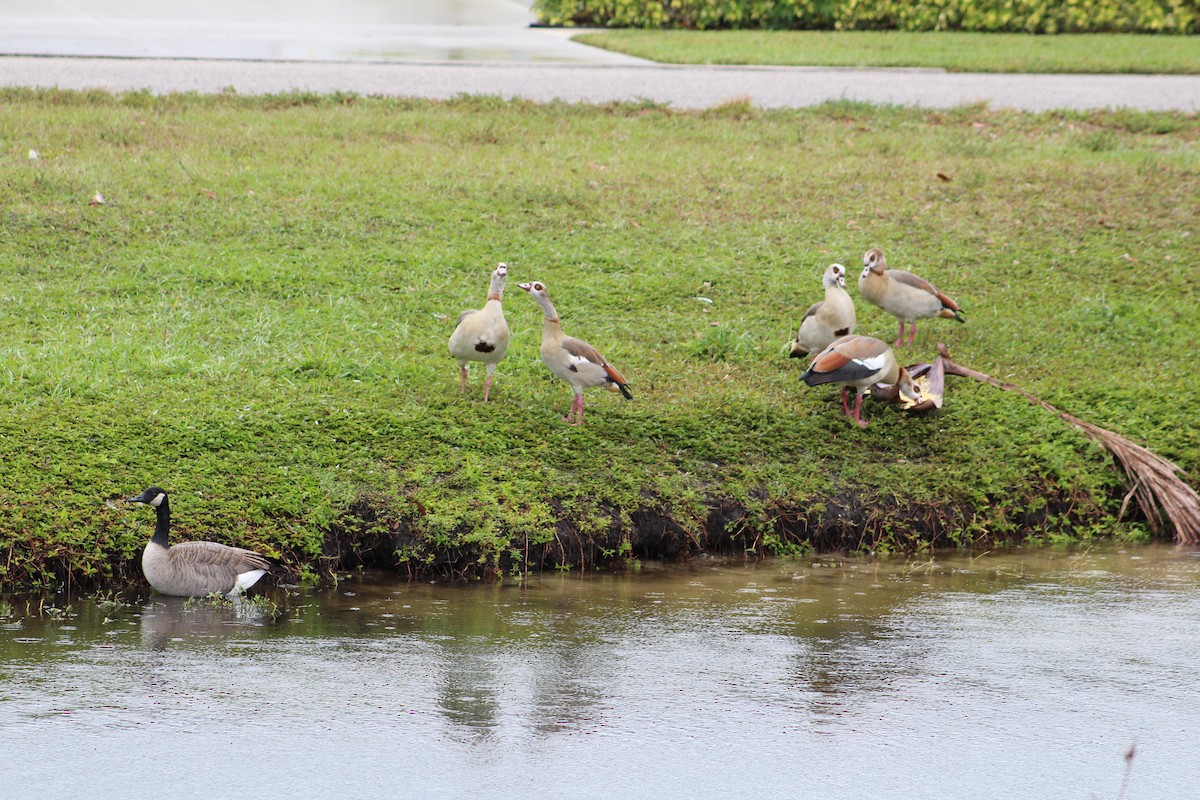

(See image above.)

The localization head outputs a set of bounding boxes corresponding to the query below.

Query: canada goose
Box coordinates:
[789,263,856,359]
[518,280,632,425]
[448,263,511,402]
[800,334,921,427]
[128,486,271,597]
[858,248,964,347]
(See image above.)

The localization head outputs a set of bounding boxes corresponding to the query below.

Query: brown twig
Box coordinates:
[936,344,1200,545]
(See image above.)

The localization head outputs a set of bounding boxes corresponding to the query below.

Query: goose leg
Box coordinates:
[894,320,905,348]
[906,322,918,346]
[840,387,853,417]
[484,364,496,403]
[852,392,869,428]
[564,394,584,425]
[460,365,468,394]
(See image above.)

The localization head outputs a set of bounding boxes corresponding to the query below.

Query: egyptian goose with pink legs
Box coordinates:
[448,263,510,402]
[519,280,632,425]
[789,263,856,359]
[857,248,964,347]
[800,334,921,427]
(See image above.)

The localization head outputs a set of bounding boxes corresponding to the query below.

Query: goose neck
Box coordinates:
[151,497,171,548]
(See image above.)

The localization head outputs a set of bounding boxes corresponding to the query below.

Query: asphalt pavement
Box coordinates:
[0,0,1196,111]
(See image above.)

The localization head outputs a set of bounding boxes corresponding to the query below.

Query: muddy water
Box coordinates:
[2,546,1199,799]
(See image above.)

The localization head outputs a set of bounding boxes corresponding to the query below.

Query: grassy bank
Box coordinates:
[1,89,1197,590]
[573,30,1200,73]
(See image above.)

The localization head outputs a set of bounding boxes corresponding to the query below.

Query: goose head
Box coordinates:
[129,486,168,507]
[517,280,547,300]
[897,368,923,404]
[824,263,847,289]
[862,247,886,278]
[488,262,508,300]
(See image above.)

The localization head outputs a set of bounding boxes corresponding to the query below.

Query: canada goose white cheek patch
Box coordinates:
[150,493,166,507]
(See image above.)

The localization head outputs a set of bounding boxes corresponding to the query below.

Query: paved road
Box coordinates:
[1,0,1197,111]
[3,56,1197,112]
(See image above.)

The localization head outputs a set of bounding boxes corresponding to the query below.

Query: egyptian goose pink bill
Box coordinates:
[789,263,856,359]
[448,263,510,402]
[858,248,964,347]
[518,280,632,426]
[800,334,921,427]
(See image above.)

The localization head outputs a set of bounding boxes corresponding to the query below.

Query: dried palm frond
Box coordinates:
[935,344,1200,545]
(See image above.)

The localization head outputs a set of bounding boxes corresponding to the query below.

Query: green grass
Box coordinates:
[573,30,1200,74]
[0,89,1197,589]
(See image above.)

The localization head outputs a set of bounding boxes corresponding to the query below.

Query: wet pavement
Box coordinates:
[0,0,646,64]
[1,1,1197,112]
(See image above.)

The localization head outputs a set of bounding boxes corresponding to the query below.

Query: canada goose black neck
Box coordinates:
[151,495,171,549]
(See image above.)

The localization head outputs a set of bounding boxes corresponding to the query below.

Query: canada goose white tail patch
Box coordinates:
[231,569,267,593]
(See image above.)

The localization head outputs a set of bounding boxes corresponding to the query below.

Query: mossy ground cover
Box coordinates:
[573,30,1200,74]
[1,89,1197,589]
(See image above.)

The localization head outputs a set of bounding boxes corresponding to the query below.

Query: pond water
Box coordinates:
[2,546,1199,799]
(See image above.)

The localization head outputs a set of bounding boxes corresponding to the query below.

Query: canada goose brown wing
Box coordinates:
[151,542,267,597]
[169,540,271,571]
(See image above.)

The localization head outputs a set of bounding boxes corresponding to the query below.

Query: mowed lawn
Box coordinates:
[1,90,1197,587]
[573,30,1200,73]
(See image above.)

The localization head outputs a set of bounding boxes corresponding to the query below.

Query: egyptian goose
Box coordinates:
[518,280,632,425]
[857,248,964,347]
[789,263,856,359]
[448,263,510,401]
[128,487,272,597]
[799,335,921,427]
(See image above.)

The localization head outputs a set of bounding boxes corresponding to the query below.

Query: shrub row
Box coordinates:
[533,0,1200,33]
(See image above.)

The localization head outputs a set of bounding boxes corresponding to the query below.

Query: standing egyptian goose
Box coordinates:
[789,263,856,359]
[518,280,632,425]
[448,263,510,402]
[128,487,272,597]
[799,335,921,427]
[858,248,964,347]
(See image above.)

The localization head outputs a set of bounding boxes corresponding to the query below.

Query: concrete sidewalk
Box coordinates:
[2,56,1198,112]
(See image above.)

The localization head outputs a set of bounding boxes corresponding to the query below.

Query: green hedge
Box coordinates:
[533,0,1200,32]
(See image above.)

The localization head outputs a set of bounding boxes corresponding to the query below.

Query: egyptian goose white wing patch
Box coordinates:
[565,350,593,368]
[851,353,889,373]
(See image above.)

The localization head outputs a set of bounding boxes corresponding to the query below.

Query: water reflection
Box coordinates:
[138,595,281,651]
[2,546,1199,799]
